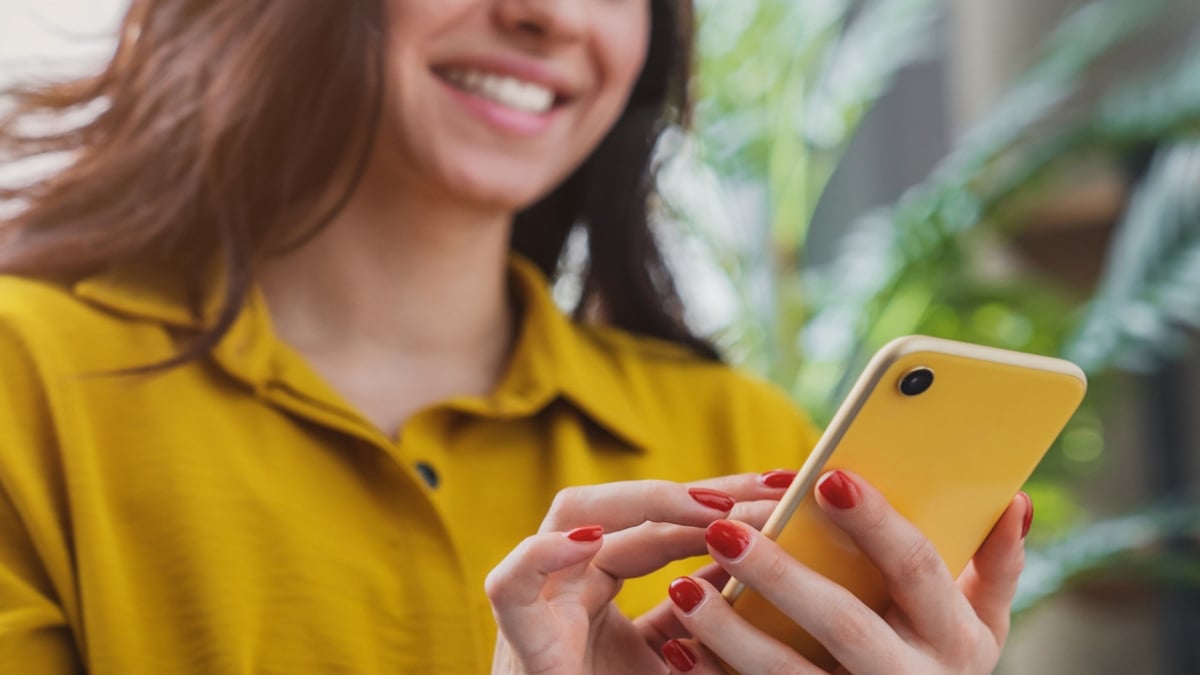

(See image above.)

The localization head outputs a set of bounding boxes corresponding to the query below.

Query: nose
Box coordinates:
[494,0,586,46]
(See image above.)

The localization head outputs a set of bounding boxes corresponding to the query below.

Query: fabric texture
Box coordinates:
[0,256,819,674]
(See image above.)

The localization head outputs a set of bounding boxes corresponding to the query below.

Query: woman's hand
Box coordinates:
[487,471,797,675]
[661,470,1031,674]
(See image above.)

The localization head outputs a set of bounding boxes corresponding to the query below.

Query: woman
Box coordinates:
[0,0,1030,673]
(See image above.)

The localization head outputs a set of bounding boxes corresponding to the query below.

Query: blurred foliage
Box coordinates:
[667,0,1200,607]
[1065,141,1200,373]
[1017,501,1200,611]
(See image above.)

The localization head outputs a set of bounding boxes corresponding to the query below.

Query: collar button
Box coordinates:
[414,461,440,490]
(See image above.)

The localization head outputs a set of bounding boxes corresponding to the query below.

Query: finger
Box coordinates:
[703,519,905,673]
[665,574,826,675]
[539,471,795,536]
[957,492,1029,643]
[814,470,971,639]
[689,469,798,497]
[595,499,778,579]
[539,481,737,535]
[728,496,786,530]
[661,638,725,674]
[484,527,604,656]
[636,563,730,650]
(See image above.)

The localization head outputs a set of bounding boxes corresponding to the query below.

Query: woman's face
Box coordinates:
[379,0,652,212]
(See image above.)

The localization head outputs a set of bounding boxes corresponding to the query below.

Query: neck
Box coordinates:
[257,177,516,370]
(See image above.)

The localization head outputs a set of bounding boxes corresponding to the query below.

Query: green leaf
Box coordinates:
[1064,140,1200,373]
[1016,502,1200,612]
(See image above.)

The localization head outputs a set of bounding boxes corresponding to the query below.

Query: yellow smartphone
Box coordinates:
[723,335,1087,670]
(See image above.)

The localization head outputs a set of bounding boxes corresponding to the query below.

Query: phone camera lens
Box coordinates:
[898,367,934,396]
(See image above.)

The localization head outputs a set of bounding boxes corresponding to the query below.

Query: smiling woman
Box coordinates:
[391,0,649,192]
[0,1,1031,674]
[0,0,709,370]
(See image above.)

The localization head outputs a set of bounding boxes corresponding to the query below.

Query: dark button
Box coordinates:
[415,462,440,489]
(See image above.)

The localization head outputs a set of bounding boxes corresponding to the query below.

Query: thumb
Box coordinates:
[486,526,606,662]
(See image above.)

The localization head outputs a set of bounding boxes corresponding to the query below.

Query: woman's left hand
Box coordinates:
[661,470,1030,674]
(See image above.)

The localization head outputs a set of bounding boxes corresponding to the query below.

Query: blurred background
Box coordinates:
[662,1,1200,672]
[3,0,1199,672]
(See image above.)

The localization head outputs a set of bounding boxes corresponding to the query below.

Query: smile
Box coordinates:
[437,68,558,115]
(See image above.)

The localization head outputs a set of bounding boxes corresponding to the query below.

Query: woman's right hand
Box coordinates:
[486,471,795,675]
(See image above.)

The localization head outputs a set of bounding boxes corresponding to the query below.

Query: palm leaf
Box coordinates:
[668,0,941,379]
[1064,140,1200,373]
[799,0,1197,409]
[1016,502,1200,612]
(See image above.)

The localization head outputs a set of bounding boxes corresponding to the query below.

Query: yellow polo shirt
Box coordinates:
[0,256,818,673]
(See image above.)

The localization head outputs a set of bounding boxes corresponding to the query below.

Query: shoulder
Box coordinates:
[570,323,821,462]
[0,274,80,320]
[0,273,121,332]
[0,274,170,374]
[0,275,80,359]
[578,323,796,407]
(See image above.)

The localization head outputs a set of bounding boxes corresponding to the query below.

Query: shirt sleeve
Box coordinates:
[0,320,85,673]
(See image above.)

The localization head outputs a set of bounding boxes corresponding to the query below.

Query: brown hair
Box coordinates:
[0,0,716,366]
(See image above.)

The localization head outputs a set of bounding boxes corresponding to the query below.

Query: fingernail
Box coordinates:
[761,469,797,489]
[1019,492,1034,540]
[817,470,860,509]
[668,576,706,614]
[705,519,751,560]
[689,487,736,512]
[661,639,697,672]
[566,525,603,542]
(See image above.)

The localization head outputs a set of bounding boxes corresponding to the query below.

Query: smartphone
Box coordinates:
[723,336,1087,670]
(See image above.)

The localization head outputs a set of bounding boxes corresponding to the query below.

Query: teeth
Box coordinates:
[442,68,556,114]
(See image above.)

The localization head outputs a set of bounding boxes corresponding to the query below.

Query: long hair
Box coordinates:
[0,0,717,366]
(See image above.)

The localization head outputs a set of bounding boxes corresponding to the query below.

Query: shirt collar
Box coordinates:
[496,256,656,451]
[72,255,656,452]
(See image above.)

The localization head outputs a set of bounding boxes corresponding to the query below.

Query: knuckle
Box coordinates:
[823,601,875,651]
[645,479,677,494]
[636,480,676,512]
[897,537,944,582]
[853,499,890,536]
[764,655,809,675]
[546,486,594,526]
[483,566,509,604]
[762,552,793,587]
[768,658,806,672]
[549,486,585,513]
[941,623,985,665]
[484,536,536,603]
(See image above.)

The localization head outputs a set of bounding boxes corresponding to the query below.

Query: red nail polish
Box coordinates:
[705,519,751,560]
[689,487,735,512]
[668,577,706,614]
[661,639,697,672]
[566,525,603,542]
[817,470,860,509]
[1019,492,1034,539]
[761,469,797,489]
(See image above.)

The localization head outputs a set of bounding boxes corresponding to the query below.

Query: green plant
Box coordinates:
[667,0,941,376]
[1017,501,1200,612]
[1013,137,1200,609]
[1065,141,1200,374]
[669,0,1200,536]
[669,0,1200,607]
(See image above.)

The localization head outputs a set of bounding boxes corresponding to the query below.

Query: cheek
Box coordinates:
[587,14,652,130]
[609,30,652,98]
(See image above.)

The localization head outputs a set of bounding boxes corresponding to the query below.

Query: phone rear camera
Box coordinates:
[898,367,934,396]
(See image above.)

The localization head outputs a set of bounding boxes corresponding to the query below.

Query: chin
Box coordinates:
[441,160,566,215]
